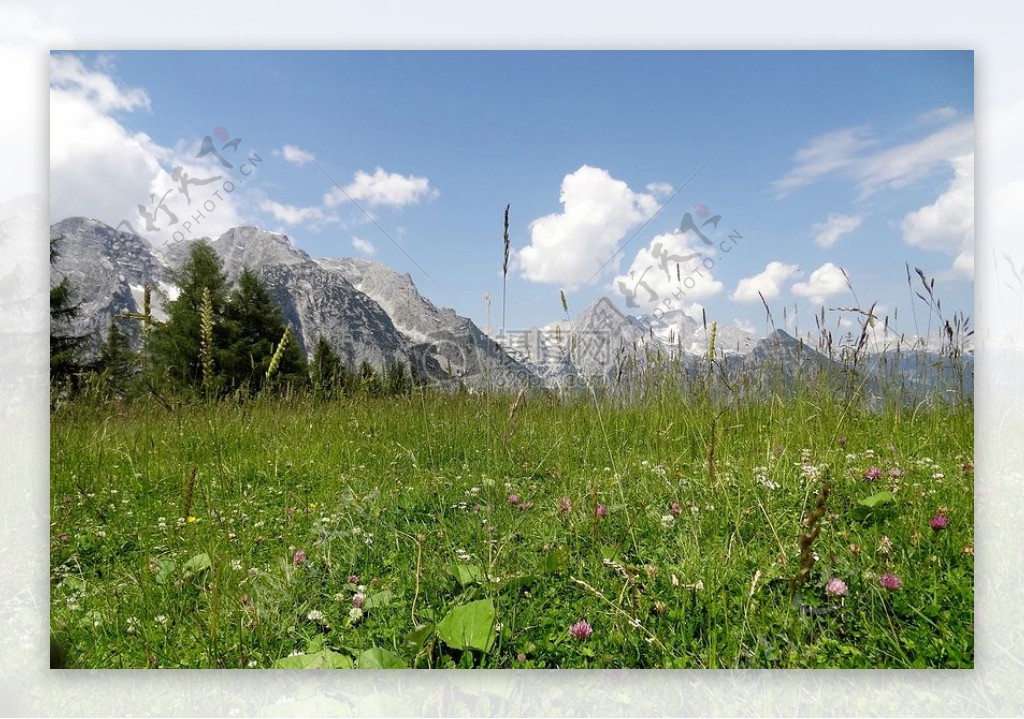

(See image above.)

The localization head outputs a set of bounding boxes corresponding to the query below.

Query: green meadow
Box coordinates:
[50,381,973,668]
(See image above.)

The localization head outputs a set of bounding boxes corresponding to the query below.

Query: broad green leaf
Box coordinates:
[451,563,486,587]
[272,649,354,669]
[404,623,434,654]
[154,558,176,585]
[541,547,569,574]
[357,648,407,669]
[436,598,496,653]
[850,491,897,520]
[859,491,896,508]
[182,552,211,575]
[362,589,393,610]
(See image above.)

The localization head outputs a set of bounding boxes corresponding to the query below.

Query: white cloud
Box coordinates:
[856,121,973,196]
[645,182,674,198]
[773,119,973,198]
[50,53,150,113]
[731,261,800,303]
[772,127,874,196]
[259,199,332,227]
[811,213,862,248]
[791,262,849,306]
[518,165,660,286]
[279,144,315,166]
[917,106,959,126]
[612,231,722,311]
[50,53,247,242]
[324,167,438,208]
[352,237,376,255]
[900,153,973,280]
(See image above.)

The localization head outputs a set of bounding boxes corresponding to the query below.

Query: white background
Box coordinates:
[1,1,1019,715]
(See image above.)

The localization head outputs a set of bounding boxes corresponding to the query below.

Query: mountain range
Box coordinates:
[49,216,973,399]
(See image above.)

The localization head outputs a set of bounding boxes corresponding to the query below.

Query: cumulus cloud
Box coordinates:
[645,182,674,198]
[352,237,376,255]
[50,53,150,113]
[278,144,315,166]
[900,153,974,279]
[50,53,247,243]
[791,262,849,306]
[259,199,335,228]
[773,119,973,198]
[324,167,438,208]
[518,165,660,287]
[811,213,862,248]
[612,231,722,311]
[731,261,800,302]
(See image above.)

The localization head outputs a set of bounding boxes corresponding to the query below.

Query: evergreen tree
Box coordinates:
[311,335,343,396]
[148,240,231,391]
[359,361,382,396]
[50,235,90,388]
[95,319,140,397]
[222,267,307,393]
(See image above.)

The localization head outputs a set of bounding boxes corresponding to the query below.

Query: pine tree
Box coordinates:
[95,319,140,397]
[311,335,342,396]
[50,234,90,388]
[148,240,231,392]
[221,267,307,393]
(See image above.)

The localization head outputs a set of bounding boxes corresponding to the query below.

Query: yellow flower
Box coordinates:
[186,516,197,524]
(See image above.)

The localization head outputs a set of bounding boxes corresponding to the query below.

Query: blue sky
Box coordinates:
[50,50,974,339]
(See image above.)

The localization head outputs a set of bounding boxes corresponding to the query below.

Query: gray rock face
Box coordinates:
[50,217,170,351]
[319,257,536,388]
[48,217,537,387]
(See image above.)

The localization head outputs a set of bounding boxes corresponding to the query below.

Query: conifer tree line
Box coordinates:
[50,235,413,402]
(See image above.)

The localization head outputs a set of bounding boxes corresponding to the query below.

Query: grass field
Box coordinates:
[49,380,973,669]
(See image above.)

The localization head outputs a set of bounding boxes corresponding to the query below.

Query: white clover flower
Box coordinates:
[155,614,168,625]
[660,515,675,527]
[349,606,364,623]
[307,609,327,625]
[230,560,243,571]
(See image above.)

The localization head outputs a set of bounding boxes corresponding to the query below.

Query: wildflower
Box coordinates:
[307,609,327,625]
[230,559,243,571]
[930,513,950,531]
[888,468,904,478]
[186,516,197,524]
[669,501,682,516]
[293,550,306,565]
[516,652,527,663]
[877,536,893,556]
[825,577,848,597]
[879,573,902,591]
[155,614,168,625]
[962,462,974,474]
[558,497,572,513]
[660,515,675,527]
[126,617,141,635]
[962,544,974,556]
[348,606,364,623]
[508,494,521,505]
[595,504,608,517]
[347,574,360,584]
[863,466,883,481]
[569,620,593,640]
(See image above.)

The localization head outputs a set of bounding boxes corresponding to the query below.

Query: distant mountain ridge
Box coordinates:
[50,216,973,399]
